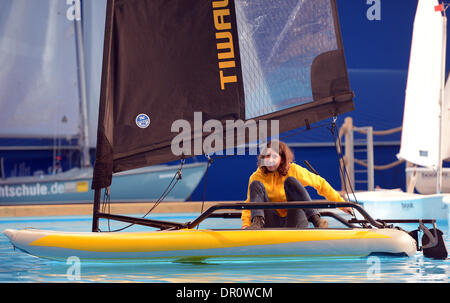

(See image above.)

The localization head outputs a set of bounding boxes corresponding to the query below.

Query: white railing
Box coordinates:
[338,117,403,192]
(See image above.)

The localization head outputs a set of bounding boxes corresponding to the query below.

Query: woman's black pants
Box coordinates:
[249,176,320,228]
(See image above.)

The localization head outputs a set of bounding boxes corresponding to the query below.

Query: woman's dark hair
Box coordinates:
[257,140,294,176]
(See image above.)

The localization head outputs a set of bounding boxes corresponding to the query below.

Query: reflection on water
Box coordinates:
[32,254,449,283]
[0,214,449,283]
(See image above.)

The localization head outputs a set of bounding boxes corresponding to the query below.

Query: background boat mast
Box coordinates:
[74,0,91,168]
[438,5,447,194]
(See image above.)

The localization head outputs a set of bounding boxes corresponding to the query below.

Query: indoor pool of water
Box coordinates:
[0,212,449,283]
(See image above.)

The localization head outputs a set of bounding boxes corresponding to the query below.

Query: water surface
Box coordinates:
[1,213,449,283]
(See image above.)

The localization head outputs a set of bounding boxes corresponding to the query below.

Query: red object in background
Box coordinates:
[435,3,444,12]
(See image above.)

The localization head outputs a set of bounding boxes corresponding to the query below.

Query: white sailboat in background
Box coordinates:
[0,0,206,205]
[399,0,450,195]
[352,0,450,220]
[404,70,450,194]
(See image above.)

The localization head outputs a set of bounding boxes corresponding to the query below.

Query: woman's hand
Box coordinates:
[340,207,354,216]
[337,192,354,216]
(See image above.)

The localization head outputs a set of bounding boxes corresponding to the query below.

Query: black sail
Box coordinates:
[92,0,354,189]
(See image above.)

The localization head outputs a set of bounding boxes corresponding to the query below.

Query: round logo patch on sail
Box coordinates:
[136,114,150,129]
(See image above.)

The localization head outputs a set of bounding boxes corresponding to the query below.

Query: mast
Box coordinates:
[74,0,91,168]
[91,0,115,232]
[438,5,447,194]
[92,188,101,232]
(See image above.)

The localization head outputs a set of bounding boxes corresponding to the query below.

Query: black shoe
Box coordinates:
[309,214,328,228]
[248,216,265,229]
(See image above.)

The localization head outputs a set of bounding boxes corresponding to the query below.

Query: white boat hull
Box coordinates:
[0,163,206,205]
[350,190,449,220]
[406,167,450,194]
[3,227,417,262]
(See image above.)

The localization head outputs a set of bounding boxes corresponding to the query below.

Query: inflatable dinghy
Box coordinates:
[4,202,447,262]
[3,227,417,262]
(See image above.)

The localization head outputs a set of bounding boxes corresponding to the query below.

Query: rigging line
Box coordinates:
[331,124,351,200]
[335,125,359,205]
[108,175,183,233]
[98,188,111,232]
[332,121,353,201]
[101,159,185,232]
[100,187,112,231]
[107,188,111,232]
[335,130,365,226]
[329,118,361,225]
[143,158,185,217]
[102,187,111,210]
[104,171,182,232]
[101,188,107,214]
[145,172,182,217]
[329,118,350,196]
[108,176,184,233]
[210,154,235,160]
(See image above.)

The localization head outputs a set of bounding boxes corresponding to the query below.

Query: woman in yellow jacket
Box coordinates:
[242,140,353,229]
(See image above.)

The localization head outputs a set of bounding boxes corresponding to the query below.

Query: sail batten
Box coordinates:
[92,0,353,189]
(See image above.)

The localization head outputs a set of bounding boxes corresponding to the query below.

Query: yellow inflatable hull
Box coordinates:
[3,228,417,262]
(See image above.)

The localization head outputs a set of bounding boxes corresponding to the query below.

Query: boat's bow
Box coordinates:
[3,229,14,242]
